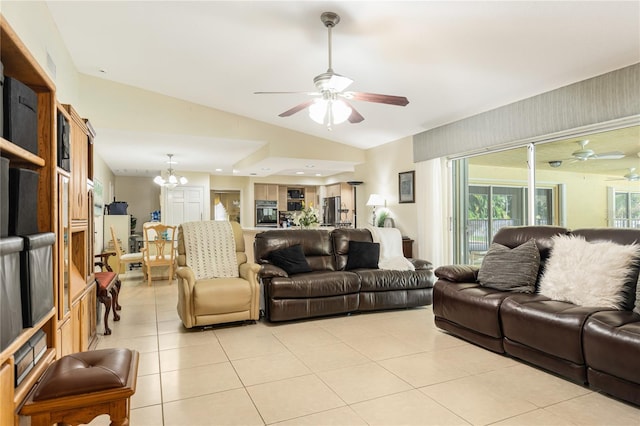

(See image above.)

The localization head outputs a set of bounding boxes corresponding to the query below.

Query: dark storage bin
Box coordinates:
[29,329,47,364]
[0,236,24,351]
[3,77,38,155]
[20,232,54,327]
[107,200,128,215]
[8,167,39,236]
[0,157,8,237]
[57,110,70,171]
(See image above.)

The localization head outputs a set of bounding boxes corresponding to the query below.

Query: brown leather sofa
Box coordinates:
[254,228,435,322]
[433,226,640,406]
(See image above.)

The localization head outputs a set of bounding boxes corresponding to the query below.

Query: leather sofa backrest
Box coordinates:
[493,225,570,265]
[331,228,373,271]
[572,228,640,313]
[254,229,336,271]
[571,228,640,247]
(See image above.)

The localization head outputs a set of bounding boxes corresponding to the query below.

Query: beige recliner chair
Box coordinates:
[176,221,260,328]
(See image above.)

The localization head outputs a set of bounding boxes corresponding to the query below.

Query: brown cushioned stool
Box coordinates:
[21,348,139,426]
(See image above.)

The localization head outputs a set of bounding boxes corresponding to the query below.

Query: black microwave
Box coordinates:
[287,201,303,211]
[287,189,304,199]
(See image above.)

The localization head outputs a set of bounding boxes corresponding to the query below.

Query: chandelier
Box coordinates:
[153,154,188,189]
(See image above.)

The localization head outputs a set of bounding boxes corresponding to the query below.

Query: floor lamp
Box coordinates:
[347,181,363,228]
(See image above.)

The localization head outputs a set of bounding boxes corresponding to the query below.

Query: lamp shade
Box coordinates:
[366,194,385,206]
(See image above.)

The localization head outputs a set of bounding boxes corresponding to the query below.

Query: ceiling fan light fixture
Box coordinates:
[309,98,352,126]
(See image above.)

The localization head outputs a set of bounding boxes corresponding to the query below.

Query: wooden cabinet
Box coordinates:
[0,17,57,424]
[0,362,13,426]
[306,187,317,207]
[0,18,96,423]
[64,105,90,222]
[70,286,96,353]
[254,183,278,201]
[402,238,414,258]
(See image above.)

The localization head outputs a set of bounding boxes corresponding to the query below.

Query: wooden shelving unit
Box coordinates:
[0,15,95,424]
[0,15,57,425]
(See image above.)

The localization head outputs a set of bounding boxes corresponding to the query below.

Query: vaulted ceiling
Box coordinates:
[42,1,640,177]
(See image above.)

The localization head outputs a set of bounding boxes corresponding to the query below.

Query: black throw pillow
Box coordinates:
[268,244,312,275]
[346,241,380,270]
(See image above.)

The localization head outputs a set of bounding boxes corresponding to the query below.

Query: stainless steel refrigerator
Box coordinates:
[323,196,341,226]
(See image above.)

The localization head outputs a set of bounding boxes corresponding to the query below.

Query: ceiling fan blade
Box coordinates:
[278,100,315,117]
[254,91,320,95]
[592,151,625,160]
[344,91,409,106]
[345,102,364,123]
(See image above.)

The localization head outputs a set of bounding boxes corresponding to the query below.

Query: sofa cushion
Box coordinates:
[477,239,539,293]
[501,294,606,365]
[583,311,640,386]
[538,235,640,310]
[268,271,360,298]
[268,244,312,275]
[346,241,379,270]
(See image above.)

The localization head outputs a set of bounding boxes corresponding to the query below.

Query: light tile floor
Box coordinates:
[89,271,640,425]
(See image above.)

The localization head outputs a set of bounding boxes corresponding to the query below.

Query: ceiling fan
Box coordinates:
[569,140,625,161]
[607,167,639,181]
[254,12,409,128]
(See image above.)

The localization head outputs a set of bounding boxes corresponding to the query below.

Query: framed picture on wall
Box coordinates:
[398,170,415,203]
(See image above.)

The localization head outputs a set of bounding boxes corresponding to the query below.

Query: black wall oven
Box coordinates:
[255,200,278,228]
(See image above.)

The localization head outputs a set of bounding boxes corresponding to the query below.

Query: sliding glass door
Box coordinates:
[451,125,638,264]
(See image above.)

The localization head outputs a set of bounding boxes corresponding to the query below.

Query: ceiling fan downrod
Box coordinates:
[321,12,340,73]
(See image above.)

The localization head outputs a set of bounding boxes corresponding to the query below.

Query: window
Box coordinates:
[613,191,640,228]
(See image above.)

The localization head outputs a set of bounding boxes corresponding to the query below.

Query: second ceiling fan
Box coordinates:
[255,12,409,128]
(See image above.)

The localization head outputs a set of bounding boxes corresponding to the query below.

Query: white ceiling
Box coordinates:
[43,1,640,177]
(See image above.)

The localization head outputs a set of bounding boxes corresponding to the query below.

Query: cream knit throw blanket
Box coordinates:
[181,221,239,280]
[366,226,415,271]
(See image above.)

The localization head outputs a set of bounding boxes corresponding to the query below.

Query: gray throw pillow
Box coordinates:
[477,238,540,293]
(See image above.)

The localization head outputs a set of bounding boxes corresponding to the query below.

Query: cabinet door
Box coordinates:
[0,362,14,426]
[71,302,81,353]
[306,187,317,207]
[58,318,73,357]
[70,128,88,219]
[254,184,266,200]
[267,184,279,201]
[80,288,97,350]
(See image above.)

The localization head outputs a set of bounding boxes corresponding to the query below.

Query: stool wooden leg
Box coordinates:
[98,292,112,335]
[110,287,120,322]
[114,278,122,311]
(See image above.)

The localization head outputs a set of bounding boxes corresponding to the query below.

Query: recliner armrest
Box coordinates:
[435,264,479,283]
[259,263,289,278]
[239,262,261,280]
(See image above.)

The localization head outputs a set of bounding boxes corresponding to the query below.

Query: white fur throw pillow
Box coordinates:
[538,235,640,309]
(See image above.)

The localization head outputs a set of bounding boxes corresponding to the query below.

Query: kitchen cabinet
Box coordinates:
[254,183,278,201]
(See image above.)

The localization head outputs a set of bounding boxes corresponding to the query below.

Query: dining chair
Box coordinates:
[142,223,177,286]
[110,226,144,274]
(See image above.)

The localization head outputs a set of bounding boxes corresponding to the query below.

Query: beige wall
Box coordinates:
[93,155,115,254]
[357,136,418,239]
[113,176,161,233]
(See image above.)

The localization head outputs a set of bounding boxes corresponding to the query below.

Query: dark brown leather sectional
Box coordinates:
[254,228,435,322]
[433,226,640,406]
